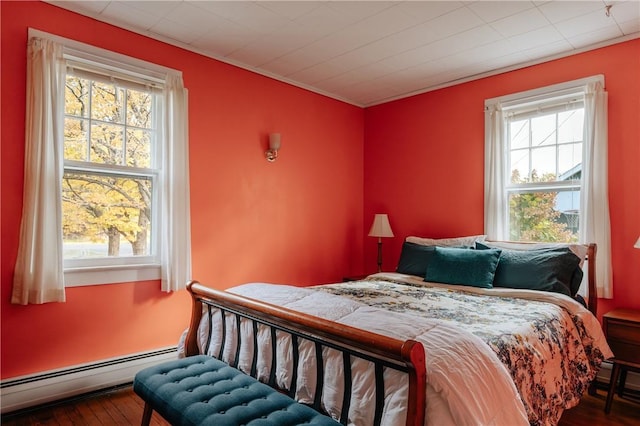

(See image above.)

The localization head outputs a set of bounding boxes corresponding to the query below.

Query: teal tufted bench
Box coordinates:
[133,355,341,426]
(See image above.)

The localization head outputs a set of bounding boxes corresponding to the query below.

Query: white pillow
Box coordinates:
[406,235,487,247]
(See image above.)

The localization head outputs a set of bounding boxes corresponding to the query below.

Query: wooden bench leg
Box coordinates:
[141,402,153,426]
[605,362,621,414]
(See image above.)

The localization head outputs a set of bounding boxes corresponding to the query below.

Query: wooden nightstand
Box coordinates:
[603,308,640,413]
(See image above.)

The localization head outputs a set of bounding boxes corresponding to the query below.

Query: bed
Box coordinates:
[178,236,613,426]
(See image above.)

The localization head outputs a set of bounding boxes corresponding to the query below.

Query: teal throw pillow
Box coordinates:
[424,246,501,288]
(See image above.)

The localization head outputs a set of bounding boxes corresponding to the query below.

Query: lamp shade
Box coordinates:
[269,133,281,150]
[635,236,640,249]
[368,214,394,238]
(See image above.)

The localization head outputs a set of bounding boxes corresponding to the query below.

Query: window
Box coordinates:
[504,93,584,242]
[12,30,191,304]
[484,75,612,297]
[63,63,160,270]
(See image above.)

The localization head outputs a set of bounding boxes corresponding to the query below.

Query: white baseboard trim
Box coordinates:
[596,360,640,391]
[0,346,178,414]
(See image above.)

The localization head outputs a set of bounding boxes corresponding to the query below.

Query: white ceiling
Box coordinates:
[46,1,640,107]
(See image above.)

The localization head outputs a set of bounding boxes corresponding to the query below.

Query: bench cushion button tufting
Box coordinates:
[133,355,339,426]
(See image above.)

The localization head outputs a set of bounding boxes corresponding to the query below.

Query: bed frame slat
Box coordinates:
[289,335,299,399]
[218,309,227,360]
[313,341,324,412]
[250,321,258,377]
[373,362,385,426]
[268,326,277,388]
[340,351,352,424]
[233,314,241,367]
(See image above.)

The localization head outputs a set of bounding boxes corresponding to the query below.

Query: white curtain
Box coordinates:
[484,104,507,241]
[160,73,192,292]
[14,36,191,301]
[581,82,612,298]
[484,80,613,298]
[12,38,66,304]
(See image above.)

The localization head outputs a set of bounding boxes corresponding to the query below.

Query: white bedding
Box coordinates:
[178,273,612,426]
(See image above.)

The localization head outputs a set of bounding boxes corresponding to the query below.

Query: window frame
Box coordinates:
[29,28,178,287]
[62,69,161,271]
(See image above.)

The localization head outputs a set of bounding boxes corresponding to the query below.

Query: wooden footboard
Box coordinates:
[184,281,426,426]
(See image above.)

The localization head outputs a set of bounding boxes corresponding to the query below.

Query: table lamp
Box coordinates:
[368,214,394,272]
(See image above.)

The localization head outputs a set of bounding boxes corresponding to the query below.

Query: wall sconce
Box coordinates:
[265,133,281,162]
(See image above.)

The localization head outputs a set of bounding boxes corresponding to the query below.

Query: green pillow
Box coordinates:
[424,247,501,288]
[396,242,436,277]
[475,242,580,296]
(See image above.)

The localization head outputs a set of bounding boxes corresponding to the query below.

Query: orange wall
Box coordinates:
[1,1,364,379]
[2,1,638,382]
[364,39,640,316]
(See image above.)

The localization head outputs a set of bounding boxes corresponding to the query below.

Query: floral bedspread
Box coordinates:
[317,275,610,426]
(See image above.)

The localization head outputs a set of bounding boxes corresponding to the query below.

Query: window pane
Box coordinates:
[531,114,556,147]
[91,81,125,123]
[558,109,584,144]
[90,123,124,165]
[62,171,152,259]
[126,128,152,168]
[558,142,582,178]
[510,149,529,183]
[508,190,578,243]
[531,146,556,179]
[509,119,529,149]
[126,89,152,129]
[65,76,90,117]
[64,117,88,161]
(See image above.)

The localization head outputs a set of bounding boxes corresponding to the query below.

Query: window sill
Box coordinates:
[64,264,161,287]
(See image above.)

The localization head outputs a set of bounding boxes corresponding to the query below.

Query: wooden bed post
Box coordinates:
[587,243,597,317]
[401,340,427,426]
[184,280,203,357]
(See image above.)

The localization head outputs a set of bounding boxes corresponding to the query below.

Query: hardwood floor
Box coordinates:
[1,385,169,426]
[1,384,639,425]
[558,389,640,426]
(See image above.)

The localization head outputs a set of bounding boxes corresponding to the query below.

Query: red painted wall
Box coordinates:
[1,1,364,379]
[2,0,637,383]
[364,39,640,316]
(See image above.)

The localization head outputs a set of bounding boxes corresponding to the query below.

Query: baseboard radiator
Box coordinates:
[0,346,178,414]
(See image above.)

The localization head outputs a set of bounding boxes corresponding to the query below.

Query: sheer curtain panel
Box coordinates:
[581,81,612,298]
[160,74,192,292]
[12,38,66,304]
[484,104,507,241]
